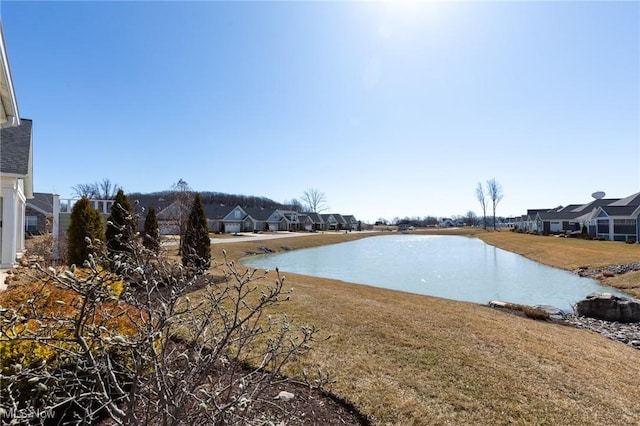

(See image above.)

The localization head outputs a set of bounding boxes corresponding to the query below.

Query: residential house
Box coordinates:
[154,200,189,235]
[439,218,455,228]
[265,209,301,232]
[517,192,640,242]
[342,215,359,230]
[25,192,58,234]
[205,203,236,233]
[0,22,30,268]
[131,193,180,233]
[320,214,348,231]
[515,209,552,233]
[243,207,275,232]
[299,212,325,231]
[219,205,250,234]
[586,193,640,242]
[0,119,32,267]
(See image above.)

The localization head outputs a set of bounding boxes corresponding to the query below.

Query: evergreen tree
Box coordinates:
[105,189,136,262]
[67,196,105,267]
[181,193,211,270]
[143,205,160,253]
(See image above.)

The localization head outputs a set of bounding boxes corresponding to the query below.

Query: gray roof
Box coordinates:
[526,209,551,217]
[128,193,178,217]
[202,203,236,220]
[537,210,584,221]
[305,212,324,223]
[243,206,274,221]
[600,205,639,217]
[0,118,32,175]
[570,198,618,213]
[608,192,640,207]
[557,204,583,212]
[27,192,54,215]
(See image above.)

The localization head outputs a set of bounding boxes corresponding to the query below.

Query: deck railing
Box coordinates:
[59,198,115,214]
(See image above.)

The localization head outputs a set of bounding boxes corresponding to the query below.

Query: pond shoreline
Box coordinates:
[235,231,640,350]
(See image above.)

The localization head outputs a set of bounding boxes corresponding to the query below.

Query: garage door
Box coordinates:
[226,223,241,233]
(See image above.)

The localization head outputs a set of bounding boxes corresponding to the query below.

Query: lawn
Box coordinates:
[197,229,640,425]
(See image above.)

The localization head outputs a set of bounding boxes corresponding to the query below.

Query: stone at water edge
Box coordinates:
[575,292,640,323]
[533,304,567,320]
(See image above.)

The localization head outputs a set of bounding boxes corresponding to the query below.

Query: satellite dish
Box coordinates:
[592,191,605,200]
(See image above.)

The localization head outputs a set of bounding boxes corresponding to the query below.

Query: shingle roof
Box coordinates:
[0,118,31,175]
[27,192,54,215]
[243,207,274,221]
[203,203,236,220]
[305,212,324,223]
[128,193,177,217]
[558,204,583,212]
[600,205,639,217]
[570,198,618,213]
[608,192,640,207]
[537,210,584,221]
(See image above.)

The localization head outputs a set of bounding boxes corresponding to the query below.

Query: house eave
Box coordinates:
[0,23,20,129]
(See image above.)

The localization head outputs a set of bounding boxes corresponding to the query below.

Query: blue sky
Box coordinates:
[2,1,638,223]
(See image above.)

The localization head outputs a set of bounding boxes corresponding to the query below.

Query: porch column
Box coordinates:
[17,197,25,252]
[609,219,615,241]
[52,194,60,259]
[1,185,17,267]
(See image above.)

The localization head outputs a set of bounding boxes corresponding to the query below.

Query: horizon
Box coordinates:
[2,1,638,223]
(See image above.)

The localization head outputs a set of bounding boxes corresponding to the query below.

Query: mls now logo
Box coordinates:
[0,407,55,421]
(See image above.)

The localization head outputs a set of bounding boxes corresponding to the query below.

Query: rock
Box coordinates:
[274,391,295,402]
[575,293,640,323]
[533,304,566,320]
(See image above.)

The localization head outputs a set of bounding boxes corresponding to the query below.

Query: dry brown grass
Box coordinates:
[477,230,640,270]
[188,230,640,425]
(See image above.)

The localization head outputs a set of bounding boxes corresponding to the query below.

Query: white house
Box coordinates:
[0,22,31,268]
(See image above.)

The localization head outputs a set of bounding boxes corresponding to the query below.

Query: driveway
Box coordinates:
[161,231,337,246]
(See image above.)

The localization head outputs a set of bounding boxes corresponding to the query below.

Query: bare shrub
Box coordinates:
[504,303,551,321]
[1,234,324,425]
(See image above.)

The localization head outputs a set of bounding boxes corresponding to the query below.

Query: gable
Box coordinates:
[267,210,282,222]
[26,192,54,215]
[0,118,31,176]
[156,201,189,220]
[223,206,247,221]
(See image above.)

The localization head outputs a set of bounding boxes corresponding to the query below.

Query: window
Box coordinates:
[597,219,609,234]
[613,219,635,235]
[25,216,38,232]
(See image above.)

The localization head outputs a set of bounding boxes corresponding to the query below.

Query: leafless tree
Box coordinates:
[486,178,504,230]
[476,182,487,230]
[72,178,120,200]
[301,188,328,213]
[169,179,195,250]
[465,210,478,227]
[284,198,304,212]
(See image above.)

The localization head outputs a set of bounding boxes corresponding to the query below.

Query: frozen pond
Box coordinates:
[241,234,627,311]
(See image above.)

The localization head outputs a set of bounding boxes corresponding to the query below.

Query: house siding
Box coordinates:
[25,205,47,234]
